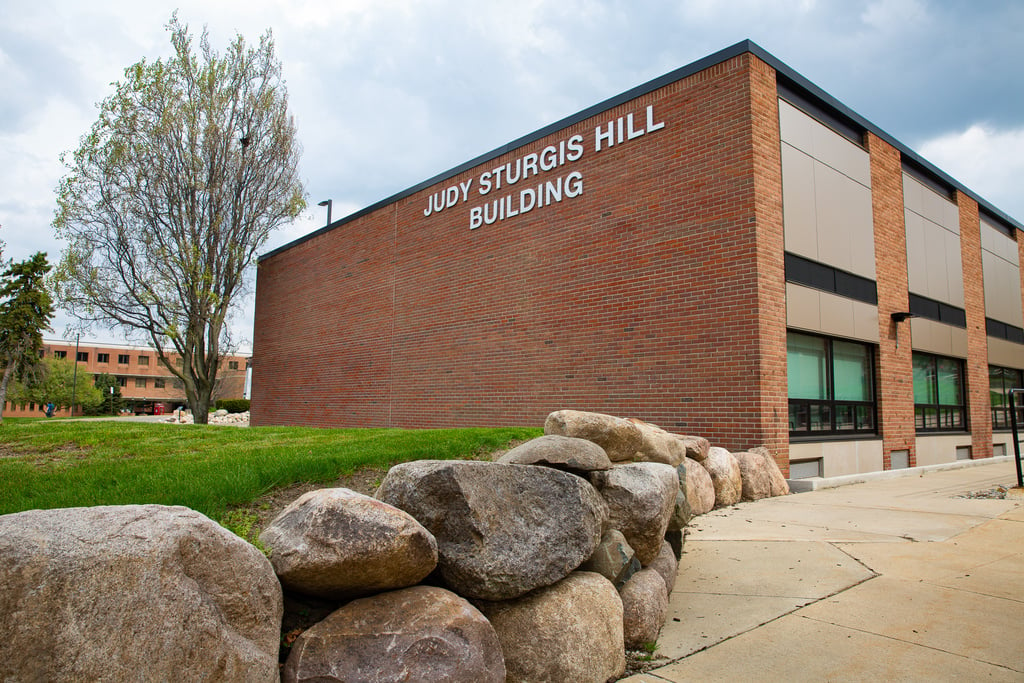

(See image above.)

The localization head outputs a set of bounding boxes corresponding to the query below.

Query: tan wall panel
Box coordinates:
[786,283,880,343]
[781,143,818,258]
[789,440,884,477]
[814,162,875,278]
[910,317,963,357]
[915,434,971,467]
[988,337,1024,369]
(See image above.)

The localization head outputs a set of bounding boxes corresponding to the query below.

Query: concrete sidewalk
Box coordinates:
[625,459,1024,682]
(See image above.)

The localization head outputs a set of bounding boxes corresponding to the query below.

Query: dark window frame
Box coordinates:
[990,365,1024,431]
[97,353,110,363]
[785,253,878,306]
[908,293,967,328]
[788,331,878,439]
[913,352,967,433]
[117,354,130,364]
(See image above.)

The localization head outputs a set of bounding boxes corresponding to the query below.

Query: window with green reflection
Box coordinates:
[912,352,966,432]
[788,331,876,437]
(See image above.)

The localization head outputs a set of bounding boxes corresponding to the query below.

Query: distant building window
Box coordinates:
[913,352,966,432]
[54,350,67,359]
[118,354,129,364]
[229,361,239,370]
[77,352,89,362]
[38,349,45,358]
[990,365,1024,430]
[97,353,109,363]
[154,378,166,389]
[787,331,876,436]
[138,356,149,366]
[134,378,146,388]
[117,377,127,387]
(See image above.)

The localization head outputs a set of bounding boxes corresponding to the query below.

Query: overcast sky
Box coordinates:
[2,0,1022,351]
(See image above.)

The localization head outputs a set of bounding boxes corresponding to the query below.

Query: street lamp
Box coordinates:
[317,199,332,227]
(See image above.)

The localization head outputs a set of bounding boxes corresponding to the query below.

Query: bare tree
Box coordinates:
[53,15,305,423]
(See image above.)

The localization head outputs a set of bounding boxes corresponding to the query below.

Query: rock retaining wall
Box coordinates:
[0,409,788,682]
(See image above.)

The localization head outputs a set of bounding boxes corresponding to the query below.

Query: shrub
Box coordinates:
[215,399,250,413]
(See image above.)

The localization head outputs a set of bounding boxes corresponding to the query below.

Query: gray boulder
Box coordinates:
[544,409,643,462]
[260,488,438,600]
[476,571,625,683]
[668,460,693,530]
[703,447,743,507]
[376,460,607,600]
[0,505,281,682]
[684,456,716,515]
[283,585,505,683]
[627,418,687,466]
[619,568,669,650]
[590,462,678,566]
[580,529,638,587]
[498,434,612,474]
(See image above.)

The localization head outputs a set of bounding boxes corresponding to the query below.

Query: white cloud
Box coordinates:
[917,123,1024,223]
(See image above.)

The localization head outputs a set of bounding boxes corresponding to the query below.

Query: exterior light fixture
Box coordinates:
[317,199,333,227]
[890,312,915,323]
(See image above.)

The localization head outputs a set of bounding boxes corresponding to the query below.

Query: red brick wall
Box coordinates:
[748,58,789,474]
[252,53,786,457]
[868,133,916,468]
[957,191,993,459]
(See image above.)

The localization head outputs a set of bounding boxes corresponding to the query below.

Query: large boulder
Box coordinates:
[497,434,612,474]
[738,447,791,499]
[282,586,505,683]
[627,418,687,467]
[702,447,743,507]
[668,461,693,530]
[0,505,282,682]
[544,409,643,462]
[589,462,678,566]
[619,568,669,650]
[476,571,625,683]
[683,457,716,515]
[647,540,679,594]
[376,460,607,600]
[260,488,438,600]
[674,434,711,462]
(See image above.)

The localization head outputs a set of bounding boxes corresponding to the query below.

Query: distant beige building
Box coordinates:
[3,340,250,418]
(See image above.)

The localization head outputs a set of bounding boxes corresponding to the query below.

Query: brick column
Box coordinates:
[867,133,916,468]
[748,56,790,476]
[957,191,992,459]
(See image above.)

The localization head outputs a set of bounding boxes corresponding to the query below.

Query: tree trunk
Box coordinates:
[0,361,16,425]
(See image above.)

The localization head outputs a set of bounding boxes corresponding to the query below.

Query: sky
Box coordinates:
[2,0,1022,352]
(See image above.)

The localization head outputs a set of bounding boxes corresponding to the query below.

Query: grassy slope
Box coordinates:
[0,420,541,521]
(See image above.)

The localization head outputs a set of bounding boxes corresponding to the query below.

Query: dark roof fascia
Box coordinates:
[262,39,1021,262]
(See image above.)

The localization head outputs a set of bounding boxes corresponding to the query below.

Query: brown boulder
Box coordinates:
[498,434,612,474]
[590,462,678,566]
[544,409,643,462]
[0,505,281,682]
[703,447,743,507]
[620,568,669,650]
[260,488,438,600]
[283,585,505,683]
[476,571,625,683]
[683,457,716,515]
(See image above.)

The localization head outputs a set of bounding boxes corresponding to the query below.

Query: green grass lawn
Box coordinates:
[0,420,541,527]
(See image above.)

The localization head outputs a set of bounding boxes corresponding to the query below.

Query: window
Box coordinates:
[154,378,166,389]
[135,378,147,388]
[990,365,1024,430]
[913,352,966,431]
[117,377,127,387]
[77,352,89,362]
[229,360,239,370]
[97,353,109,363]
[118,354,129,364]
[787,331,876,436]
[138,356,149,366]
[54,350,67,359]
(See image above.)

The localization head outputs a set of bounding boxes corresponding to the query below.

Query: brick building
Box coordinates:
[3,340,250,418]
[251,40,1023,479]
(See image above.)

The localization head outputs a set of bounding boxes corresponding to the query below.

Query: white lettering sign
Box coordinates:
[422,104,665,229]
